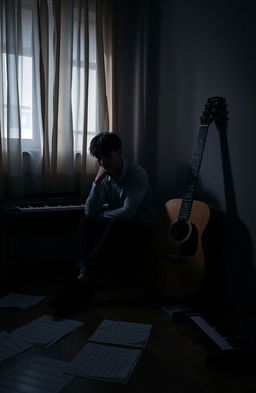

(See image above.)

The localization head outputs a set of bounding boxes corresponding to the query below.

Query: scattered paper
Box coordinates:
[89,319,153,348]
[0,332,33,362]
[0,355,73,393]
[0,293,45,310]
[66,342,142,384]
[10,315,83,347]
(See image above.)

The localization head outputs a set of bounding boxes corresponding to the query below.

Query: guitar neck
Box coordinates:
[179,124,209,221]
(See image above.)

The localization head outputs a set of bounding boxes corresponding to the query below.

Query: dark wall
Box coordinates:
[156,0,256,311]
[118,0,256,311]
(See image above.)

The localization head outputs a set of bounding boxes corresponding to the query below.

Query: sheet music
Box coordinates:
[66,342,142,384]
[10,315,83,347]
[0,332,33,362]
[0,356,73,393]
[88,319,153,348]
[0,293,45,310]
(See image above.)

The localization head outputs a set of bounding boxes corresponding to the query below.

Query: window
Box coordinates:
[0,0,114,199]
[2,5,34,144]
[72,10,97,154]
[2,54,33,138]
[2,3,97,153]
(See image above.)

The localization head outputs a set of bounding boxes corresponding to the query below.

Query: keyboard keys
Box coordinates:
[189,315,233,350]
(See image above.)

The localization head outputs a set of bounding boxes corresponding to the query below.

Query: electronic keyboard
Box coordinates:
[184,311,256,369]
[188,314,246,351]
[14,202,84,213]
[1,197,84,215]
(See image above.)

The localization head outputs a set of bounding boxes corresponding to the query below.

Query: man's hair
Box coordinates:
[89,132,122,158]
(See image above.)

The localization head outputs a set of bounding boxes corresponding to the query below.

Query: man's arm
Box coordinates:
[94,166,108,184]
[100,168,150,221]
[84,166,108,217]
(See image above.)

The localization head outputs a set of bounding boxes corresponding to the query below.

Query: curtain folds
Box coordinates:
[117,0,149,166]
[116,0,159,191]
[0,0,116,200]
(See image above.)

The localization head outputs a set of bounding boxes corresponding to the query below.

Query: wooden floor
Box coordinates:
[1,264,256,393]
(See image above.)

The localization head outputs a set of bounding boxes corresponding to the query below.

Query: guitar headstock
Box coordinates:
[200,96,227,128]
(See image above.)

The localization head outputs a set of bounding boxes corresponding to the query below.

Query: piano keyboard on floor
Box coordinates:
[188,313,248,352]
[186,312,256,369]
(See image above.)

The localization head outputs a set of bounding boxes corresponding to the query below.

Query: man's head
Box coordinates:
[89,132,122,159]
[89,132,123,177]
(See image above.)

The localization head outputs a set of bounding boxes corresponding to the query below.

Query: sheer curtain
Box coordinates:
[0,0,116,201]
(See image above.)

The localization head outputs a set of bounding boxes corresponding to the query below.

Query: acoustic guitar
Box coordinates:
[157,97,226,299]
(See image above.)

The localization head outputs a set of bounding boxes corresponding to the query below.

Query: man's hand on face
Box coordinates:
[95,165,108,184]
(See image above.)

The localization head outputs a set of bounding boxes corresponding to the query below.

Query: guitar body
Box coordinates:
[157,199,210,299]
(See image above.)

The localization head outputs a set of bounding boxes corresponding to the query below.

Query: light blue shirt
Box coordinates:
[84,160,158,229]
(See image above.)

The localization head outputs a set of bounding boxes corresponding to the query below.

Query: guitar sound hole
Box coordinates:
[170,219,191,242]
[180,223,198,256]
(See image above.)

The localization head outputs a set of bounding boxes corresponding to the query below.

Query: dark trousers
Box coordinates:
[77,215,154,280]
